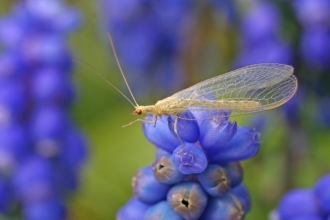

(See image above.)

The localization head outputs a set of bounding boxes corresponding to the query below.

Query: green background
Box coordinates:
[1,1,330,219]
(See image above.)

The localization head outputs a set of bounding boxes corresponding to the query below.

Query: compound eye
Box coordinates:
[136,109,142,115]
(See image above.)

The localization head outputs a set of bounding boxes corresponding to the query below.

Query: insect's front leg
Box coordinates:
[122,114,157,128]
[206,110,222,124]
[153,115,158,127]
[173,116,184,149]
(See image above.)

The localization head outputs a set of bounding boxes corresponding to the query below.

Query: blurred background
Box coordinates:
[1,0,330,219]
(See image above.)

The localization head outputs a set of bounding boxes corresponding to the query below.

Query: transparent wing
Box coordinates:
[170,63,297,120]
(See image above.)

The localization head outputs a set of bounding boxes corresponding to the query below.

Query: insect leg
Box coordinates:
[153,115,158,127]
[206,110,222,124]
[173,116,184,149]
[122,115,156,128]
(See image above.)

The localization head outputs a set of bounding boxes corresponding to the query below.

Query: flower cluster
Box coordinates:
[293,0,330,71]
[0,0,87,219]
[292,0,330,127]
[117,111,260,219]
[272,174,330,220]
[235,1,293,68]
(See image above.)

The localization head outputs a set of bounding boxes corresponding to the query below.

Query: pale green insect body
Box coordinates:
[134,98,260,119]
[132,63,297,124]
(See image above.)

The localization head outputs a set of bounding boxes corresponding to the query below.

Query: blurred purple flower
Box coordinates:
[275,173,330,219]
[120,110,256,218]
[236,38,293,67]
[235,1,294,68]
[293,0,330,28]
[314,174,330,214]
[241,2,281,47]
[301,27,330,70]
[0,1,87,218]
[101,0,193,97]
[277,189,321,219]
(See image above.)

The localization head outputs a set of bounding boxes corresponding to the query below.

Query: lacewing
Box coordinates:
[76,34,298,144]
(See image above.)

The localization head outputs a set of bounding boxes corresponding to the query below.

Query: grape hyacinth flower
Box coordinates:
[0,1,87,219]
[235,1,294,67]
[272,173,330,220]
[293,0,330,71]
[117,111,259,219]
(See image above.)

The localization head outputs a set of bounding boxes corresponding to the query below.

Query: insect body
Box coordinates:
[127,63,297,145]
[134,98,260,117]
[77,34,298,146]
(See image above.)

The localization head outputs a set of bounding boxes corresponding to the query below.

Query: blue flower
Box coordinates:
[21,34,72,68]
[167,181,208,220]
[0,81,26,124]
[168,113,200,143]
[275,173,330,219]
[31,67,75,106]
[13,156,55,203]
[200,194,245,219]
[0,1,86,218]
[144,201,184,220]
[117,197,151,220]
[276,189,322,219]
[23,198,67,220]
[293,0,330,28]
[0,52,25,81]
[132,166,171,204]
[235,1,294,67]
[0,16,25,49]
[208,126,260,163]
[152,155,186,184]
[314,174,330,214]
[200,119,237,150]
[300,27,330,70]
[143,114,180,152]
[30,106,69,157]
[235,38,293,67]
[172,143,208,174]
[197,164,231,197]
[120,110,255,218]
[0,177,11,214]
[0,124,29,173]
[241,2,281,47]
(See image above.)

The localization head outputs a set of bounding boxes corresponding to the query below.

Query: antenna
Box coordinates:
[74,59,136,107]
[107,33,139,106]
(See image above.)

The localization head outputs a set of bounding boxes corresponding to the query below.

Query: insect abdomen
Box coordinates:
[179,99,260,110]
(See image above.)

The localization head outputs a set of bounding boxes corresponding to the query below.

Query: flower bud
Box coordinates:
[152,155,186,184]
[172,143,207,174]
[143,115,180,153]
[167,182,207,220]
[116,197,150,220]
[200,194,245,219]
[221,162,244,188]
[209,126,260,163]
[168,111,200,143]
[132,166,170,204]
[197,164,231,197]
[200,120,237,150]
[144,201,184,220]
[277,189,321,219]
[314,174,330,214]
